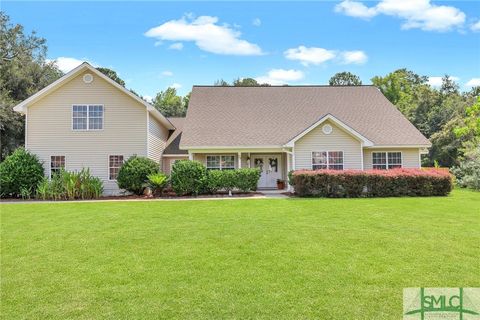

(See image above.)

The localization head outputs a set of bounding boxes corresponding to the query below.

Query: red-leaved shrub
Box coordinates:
[290,168,453,197]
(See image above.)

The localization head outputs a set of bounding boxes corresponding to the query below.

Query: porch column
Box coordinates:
[286,152,292,191]
[238,152,242,168]
[248,153,251,168]
[188,152,193,160]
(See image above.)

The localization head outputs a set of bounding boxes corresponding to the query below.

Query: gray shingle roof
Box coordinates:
[164,117,188,155]
[180,86,430,148]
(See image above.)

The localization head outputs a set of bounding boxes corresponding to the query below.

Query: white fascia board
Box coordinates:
[365,144,432,149]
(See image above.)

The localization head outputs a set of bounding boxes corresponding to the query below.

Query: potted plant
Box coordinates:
[276,179,285,190]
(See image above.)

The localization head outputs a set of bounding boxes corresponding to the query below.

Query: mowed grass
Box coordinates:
[1,190,479,319]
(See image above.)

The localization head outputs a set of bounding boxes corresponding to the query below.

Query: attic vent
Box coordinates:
[322,124,333,135]
[83,73,93,84]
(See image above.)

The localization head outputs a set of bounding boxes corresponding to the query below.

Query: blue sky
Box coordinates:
[3,1,480,98]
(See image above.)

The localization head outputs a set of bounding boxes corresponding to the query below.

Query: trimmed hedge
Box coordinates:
[290,168,453,197]
[117,156,159,195]
[207,168,261,193]
[234,168,261,192]
[170,161,262,195]
[171,160,207,195]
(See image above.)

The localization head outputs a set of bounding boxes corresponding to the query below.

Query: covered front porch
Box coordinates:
[188,148,294,190]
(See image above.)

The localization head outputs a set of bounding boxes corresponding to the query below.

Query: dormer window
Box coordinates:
[72,105,103,130]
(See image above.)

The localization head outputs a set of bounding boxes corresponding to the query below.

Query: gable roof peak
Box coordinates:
[13,61,174,129]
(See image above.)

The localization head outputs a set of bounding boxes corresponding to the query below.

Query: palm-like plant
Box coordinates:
[147,173,169,196]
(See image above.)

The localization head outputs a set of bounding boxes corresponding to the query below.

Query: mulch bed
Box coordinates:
[1,191,265,203]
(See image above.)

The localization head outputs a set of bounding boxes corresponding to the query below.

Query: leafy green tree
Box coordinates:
[328,72,362,86]
[182,92,191,111]
[0,12,62,160]
[152,87,186,117]
[214,79,229,86]
[467,86,480,98]
[371,69,428,105]
[233,78,258,86]
[97,67,126,87]
[440,75,459,96]
[233,77,270,86]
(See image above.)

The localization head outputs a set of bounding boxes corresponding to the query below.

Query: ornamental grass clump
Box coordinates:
[290,168,452,197]
[35,168,103,200]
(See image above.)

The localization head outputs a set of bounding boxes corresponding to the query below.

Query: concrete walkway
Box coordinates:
[258,190,291,198]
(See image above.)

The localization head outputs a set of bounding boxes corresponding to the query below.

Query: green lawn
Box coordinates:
[1,190,479,319]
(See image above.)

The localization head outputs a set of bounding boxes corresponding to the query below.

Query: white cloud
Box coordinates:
[428,76,459,87]
[284,46,368,66]
[334,0,377,19]
[335,0,466,32]
[47,57,92,73]
[169,42,184,50]
[168,83,182,89]
[471,20,480,32]
[255,69,304,85]
[145,15,263,55]
[284,46,336,66]
[252,18,262,26]
[161,70,173,77]
[465,78,480,87]
[143,95,153,103]
[341,50,368,64]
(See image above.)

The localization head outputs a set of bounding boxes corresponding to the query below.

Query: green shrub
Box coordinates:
[117,156,159,195]
[35,168,103,200]
[291,168,453,198]
[206,170,223,194]
[148,172,169,196]
[234,168,261,192]
[0,148,45,198]
[206,168,261,194]
[171,160,207,195]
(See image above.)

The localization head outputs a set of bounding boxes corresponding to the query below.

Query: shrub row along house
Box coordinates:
[13,62,431,195]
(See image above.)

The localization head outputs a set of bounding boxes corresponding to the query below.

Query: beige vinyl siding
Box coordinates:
[294,120,362,170]
[148,115,169,165]
[162,156,189,174]
[26,71,149,194]
[363,148,421,169]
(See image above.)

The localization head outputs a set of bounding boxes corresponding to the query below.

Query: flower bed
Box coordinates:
[289,168,453,197]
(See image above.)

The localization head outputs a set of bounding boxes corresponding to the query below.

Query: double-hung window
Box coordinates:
[50,156,65,178]
[109,155,123,180]
[206,155,235,170]
[312,151,344,170]
[72,105,103,130]
[372,152,402,169]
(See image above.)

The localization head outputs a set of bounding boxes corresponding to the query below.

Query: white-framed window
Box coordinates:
[50,155,65,178]
[109,155,123,180]
[206,155,235,170]
[72,105,103,130]
[312,151,344,170]
[372,152,402,169]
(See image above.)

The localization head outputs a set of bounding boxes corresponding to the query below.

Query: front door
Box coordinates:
[253,155,282,189]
